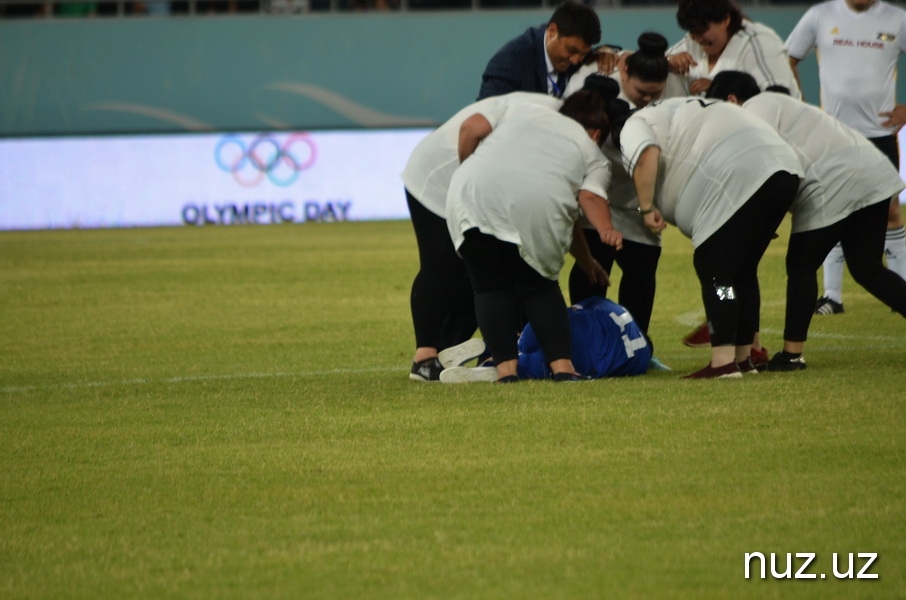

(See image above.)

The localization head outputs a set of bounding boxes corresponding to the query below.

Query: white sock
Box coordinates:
[821,242,845,303]
[885,226,906,280]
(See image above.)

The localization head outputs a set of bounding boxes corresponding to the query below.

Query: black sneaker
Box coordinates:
[496,375,519,384]
[552,372,592,382]
[765,352,807,372]
[409,357,444,382]
[814,296,844,315]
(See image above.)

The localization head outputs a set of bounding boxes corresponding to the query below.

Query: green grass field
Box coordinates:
[1,219,904,599]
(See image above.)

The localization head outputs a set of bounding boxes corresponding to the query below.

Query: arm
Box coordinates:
[689,78,712,96]
[478,72,520,101]
[477,31,537,100]
[788,57,805,102]
[457,114,493,163]
[568,221,610,287]
[578,190,623,251]
[666,36,697,75]
[879,105,906,130]
[667,52,698,76]
[740,26,803,100]
[631,146,667,233]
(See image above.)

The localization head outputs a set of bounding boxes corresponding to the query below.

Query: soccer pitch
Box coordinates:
[1,219,904,599]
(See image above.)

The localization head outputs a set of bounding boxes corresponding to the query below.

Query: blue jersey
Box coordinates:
[517,296,651,379]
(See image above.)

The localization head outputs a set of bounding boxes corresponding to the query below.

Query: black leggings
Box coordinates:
[868,135,899,168]
[692,172,799,347]
[568,230,661,335]
[785,200,906,341]
[458,228,571,364]
[406,190,477,351]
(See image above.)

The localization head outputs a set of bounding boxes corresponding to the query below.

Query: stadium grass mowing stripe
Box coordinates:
[4,327,905,396]
[1,367,400,394]
[2,221,905,599]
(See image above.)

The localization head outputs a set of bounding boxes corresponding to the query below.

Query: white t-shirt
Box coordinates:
[742,92,905,232]
[668,20,802,99]
[620,97,802,247]
[785,0,906,138]
[446,102,612,280]
[564,64,687,246]
[401,92,561,218]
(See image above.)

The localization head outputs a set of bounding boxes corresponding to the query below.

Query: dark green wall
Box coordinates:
[0,8,833,136]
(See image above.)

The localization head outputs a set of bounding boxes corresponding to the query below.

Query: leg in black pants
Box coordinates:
[786,200,906,343]
[459,229,572,379]
[407,190,476,352]
[691,172,799,369]
[842,201,906,316]
[569,230,661,336]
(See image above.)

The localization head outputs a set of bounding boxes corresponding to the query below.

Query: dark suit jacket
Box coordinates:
[478,24,579,100]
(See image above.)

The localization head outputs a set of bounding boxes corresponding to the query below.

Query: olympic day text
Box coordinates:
[744,552,878,580]
[181,201,353,226]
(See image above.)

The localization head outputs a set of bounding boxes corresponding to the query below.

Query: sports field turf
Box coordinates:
[1,219,904,599]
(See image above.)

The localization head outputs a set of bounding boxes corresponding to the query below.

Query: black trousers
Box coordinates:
[568,230,661,335]
[868,135,899,168]
[785,200,906,341]
[692,171,800,347]
[458,228,571,365]
[406,190,477,351]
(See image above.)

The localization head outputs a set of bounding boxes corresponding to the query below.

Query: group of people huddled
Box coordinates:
[403,0,906,383]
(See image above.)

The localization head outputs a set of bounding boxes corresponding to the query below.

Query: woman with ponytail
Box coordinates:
[565,32,676,370]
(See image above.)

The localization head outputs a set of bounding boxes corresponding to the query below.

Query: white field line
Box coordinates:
[3,321,904,394]
[1,367,397,394]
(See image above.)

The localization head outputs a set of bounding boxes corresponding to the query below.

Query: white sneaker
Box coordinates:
[437,338,486,368]
[439,366,499,384]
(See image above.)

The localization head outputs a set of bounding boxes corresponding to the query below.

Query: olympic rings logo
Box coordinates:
[214,133,317,187]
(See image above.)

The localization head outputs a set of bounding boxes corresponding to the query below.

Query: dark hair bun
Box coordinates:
[581,74,620,102]
[637,31,668,56]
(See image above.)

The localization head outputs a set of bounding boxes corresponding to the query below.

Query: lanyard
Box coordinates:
[547,74,563,98]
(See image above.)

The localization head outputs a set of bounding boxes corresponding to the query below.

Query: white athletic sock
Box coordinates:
[885,226,906,280]
[821,242,845,303]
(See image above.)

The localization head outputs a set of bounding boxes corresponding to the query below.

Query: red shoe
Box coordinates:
[682,321,711,348]
[682,362,742,379]
[749,346,769,371]
[736,357,759,375]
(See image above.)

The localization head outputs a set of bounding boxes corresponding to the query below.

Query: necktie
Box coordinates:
[556,72,567,98]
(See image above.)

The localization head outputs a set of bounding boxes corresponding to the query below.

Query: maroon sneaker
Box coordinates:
[749,346,769,371]
[682,321,711,348]
[736,357,760,375]
[682,362,743,379]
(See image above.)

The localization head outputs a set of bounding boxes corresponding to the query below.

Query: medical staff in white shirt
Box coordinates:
[667,0,800,98]
[707,70,906,372]
[619,96,803,379]
[402,91,562,382]
[446,91,621,383]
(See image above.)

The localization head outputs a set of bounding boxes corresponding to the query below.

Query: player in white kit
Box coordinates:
[786,0,906,315]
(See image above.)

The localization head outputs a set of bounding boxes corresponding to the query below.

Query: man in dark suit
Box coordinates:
[478,0,602,100]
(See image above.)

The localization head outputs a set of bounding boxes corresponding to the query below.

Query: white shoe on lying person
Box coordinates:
[439,366,499,384]
[437,338,487,368]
